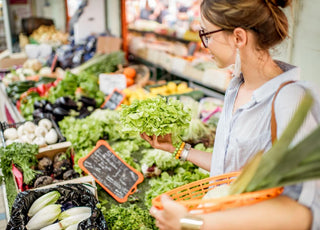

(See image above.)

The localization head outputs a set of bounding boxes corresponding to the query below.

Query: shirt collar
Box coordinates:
[252,61,300,103]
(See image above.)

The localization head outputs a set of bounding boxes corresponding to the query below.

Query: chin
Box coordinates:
[215,61,226,69]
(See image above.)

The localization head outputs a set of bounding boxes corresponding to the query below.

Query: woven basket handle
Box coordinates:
[271,80,296,144]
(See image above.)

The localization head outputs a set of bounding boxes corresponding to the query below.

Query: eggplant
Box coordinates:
[53,107,70,122]
[79,96,96,107]
[53,107,70,116]
[77,106,91,119]
[34,100,46,110]
[54,96,77,110]
[44,102,55,113]
[33,109,46,120]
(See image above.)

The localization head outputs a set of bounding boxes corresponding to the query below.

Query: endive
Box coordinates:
[60,213,91,228]
[28,191,61,217]
[58,206,91,220]
[40,223,62,230]
[26,204,61,230]
[65,224,79,230]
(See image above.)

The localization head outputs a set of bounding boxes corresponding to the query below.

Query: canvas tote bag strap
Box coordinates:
[271,80,296,144]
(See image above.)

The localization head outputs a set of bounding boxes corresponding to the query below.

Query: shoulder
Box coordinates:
[274,82,306,108]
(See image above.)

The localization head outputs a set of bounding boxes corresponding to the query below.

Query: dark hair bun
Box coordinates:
[273,0,292,8]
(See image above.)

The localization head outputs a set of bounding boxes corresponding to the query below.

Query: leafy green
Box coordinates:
[47,71,78,103]
[0,143,39,185]
[120,96,191,144]
[110,140,143,171]
[145,168,209,208]
[3,174,18,213]
[59,109,123,152]
[140,149,180,170]
[20,92,42,120]
[72,51,125,75]
[194,143,213,153]
[103,204,156,230]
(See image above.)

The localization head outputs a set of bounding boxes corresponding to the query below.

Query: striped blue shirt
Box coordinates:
[210,61,320,229]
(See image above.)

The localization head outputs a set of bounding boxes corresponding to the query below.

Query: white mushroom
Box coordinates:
[35,126,48,137]
[5,139,14,146]
[24,121,36,133]
[20,135,33,144]
[4,128,18,140]
[38,118,53,131]
[17,125,26,137]
[32,136,46,147]
[45,129,58,144]
[19,135,27,143]
[28,133,36,141]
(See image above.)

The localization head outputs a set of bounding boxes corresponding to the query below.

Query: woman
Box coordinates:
[141,0,320,229]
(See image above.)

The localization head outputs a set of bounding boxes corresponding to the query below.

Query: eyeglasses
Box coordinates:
[198,28,224,48]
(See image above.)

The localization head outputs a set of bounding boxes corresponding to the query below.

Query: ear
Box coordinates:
[233,28,247,48]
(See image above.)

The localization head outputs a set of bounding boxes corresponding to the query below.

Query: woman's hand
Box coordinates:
[140,133,176,153]
[150,195,188,230]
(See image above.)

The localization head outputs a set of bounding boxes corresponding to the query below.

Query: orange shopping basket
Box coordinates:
[152,172,283,214]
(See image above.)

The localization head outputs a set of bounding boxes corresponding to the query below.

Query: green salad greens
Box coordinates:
[0,143,39,185]
[103,204,156,230]
[120,96,191,144]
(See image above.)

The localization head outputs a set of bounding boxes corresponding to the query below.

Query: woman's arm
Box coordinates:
[140,133,212,171]
[201,196,312,230]
[151,195,312,230]
[186,148,212,171]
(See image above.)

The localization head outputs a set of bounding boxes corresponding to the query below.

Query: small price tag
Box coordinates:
[100,89,125,110]
[99,73,127,95]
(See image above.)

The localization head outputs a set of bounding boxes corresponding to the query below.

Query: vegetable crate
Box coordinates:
[0,117,66,148]
[152,172,283,214]
[12,141,97,198]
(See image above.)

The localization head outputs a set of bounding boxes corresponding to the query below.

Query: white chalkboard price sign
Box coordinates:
[78,140,144,203]
[100,88,125,110]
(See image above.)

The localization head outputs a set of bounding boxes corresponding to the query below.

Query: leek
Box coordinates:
[246,92,314,191]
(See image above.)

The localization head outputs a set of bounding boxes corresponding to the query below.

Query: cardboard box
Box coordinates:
[13,141,98,198]
[0,57,28,69]
[96,36,122,54]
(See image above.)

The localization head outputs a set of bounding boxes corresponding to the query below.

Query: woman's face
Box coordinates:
[200,16,236,68]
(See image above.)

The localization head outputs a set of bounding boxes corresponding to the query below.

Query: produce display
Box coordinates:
[0,46,224,229]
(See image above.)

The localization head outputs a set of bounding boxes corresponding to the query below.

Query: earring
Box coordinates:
[233,48,241,78]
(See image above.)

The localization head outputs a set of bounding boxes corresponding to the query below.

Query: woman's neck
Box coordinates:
[240,52,283,90]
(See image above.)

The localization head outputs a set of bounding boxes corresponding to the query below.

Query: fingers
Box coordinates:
[140,132,152,143]
[141,133,160,148]
[150,207,167,230]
